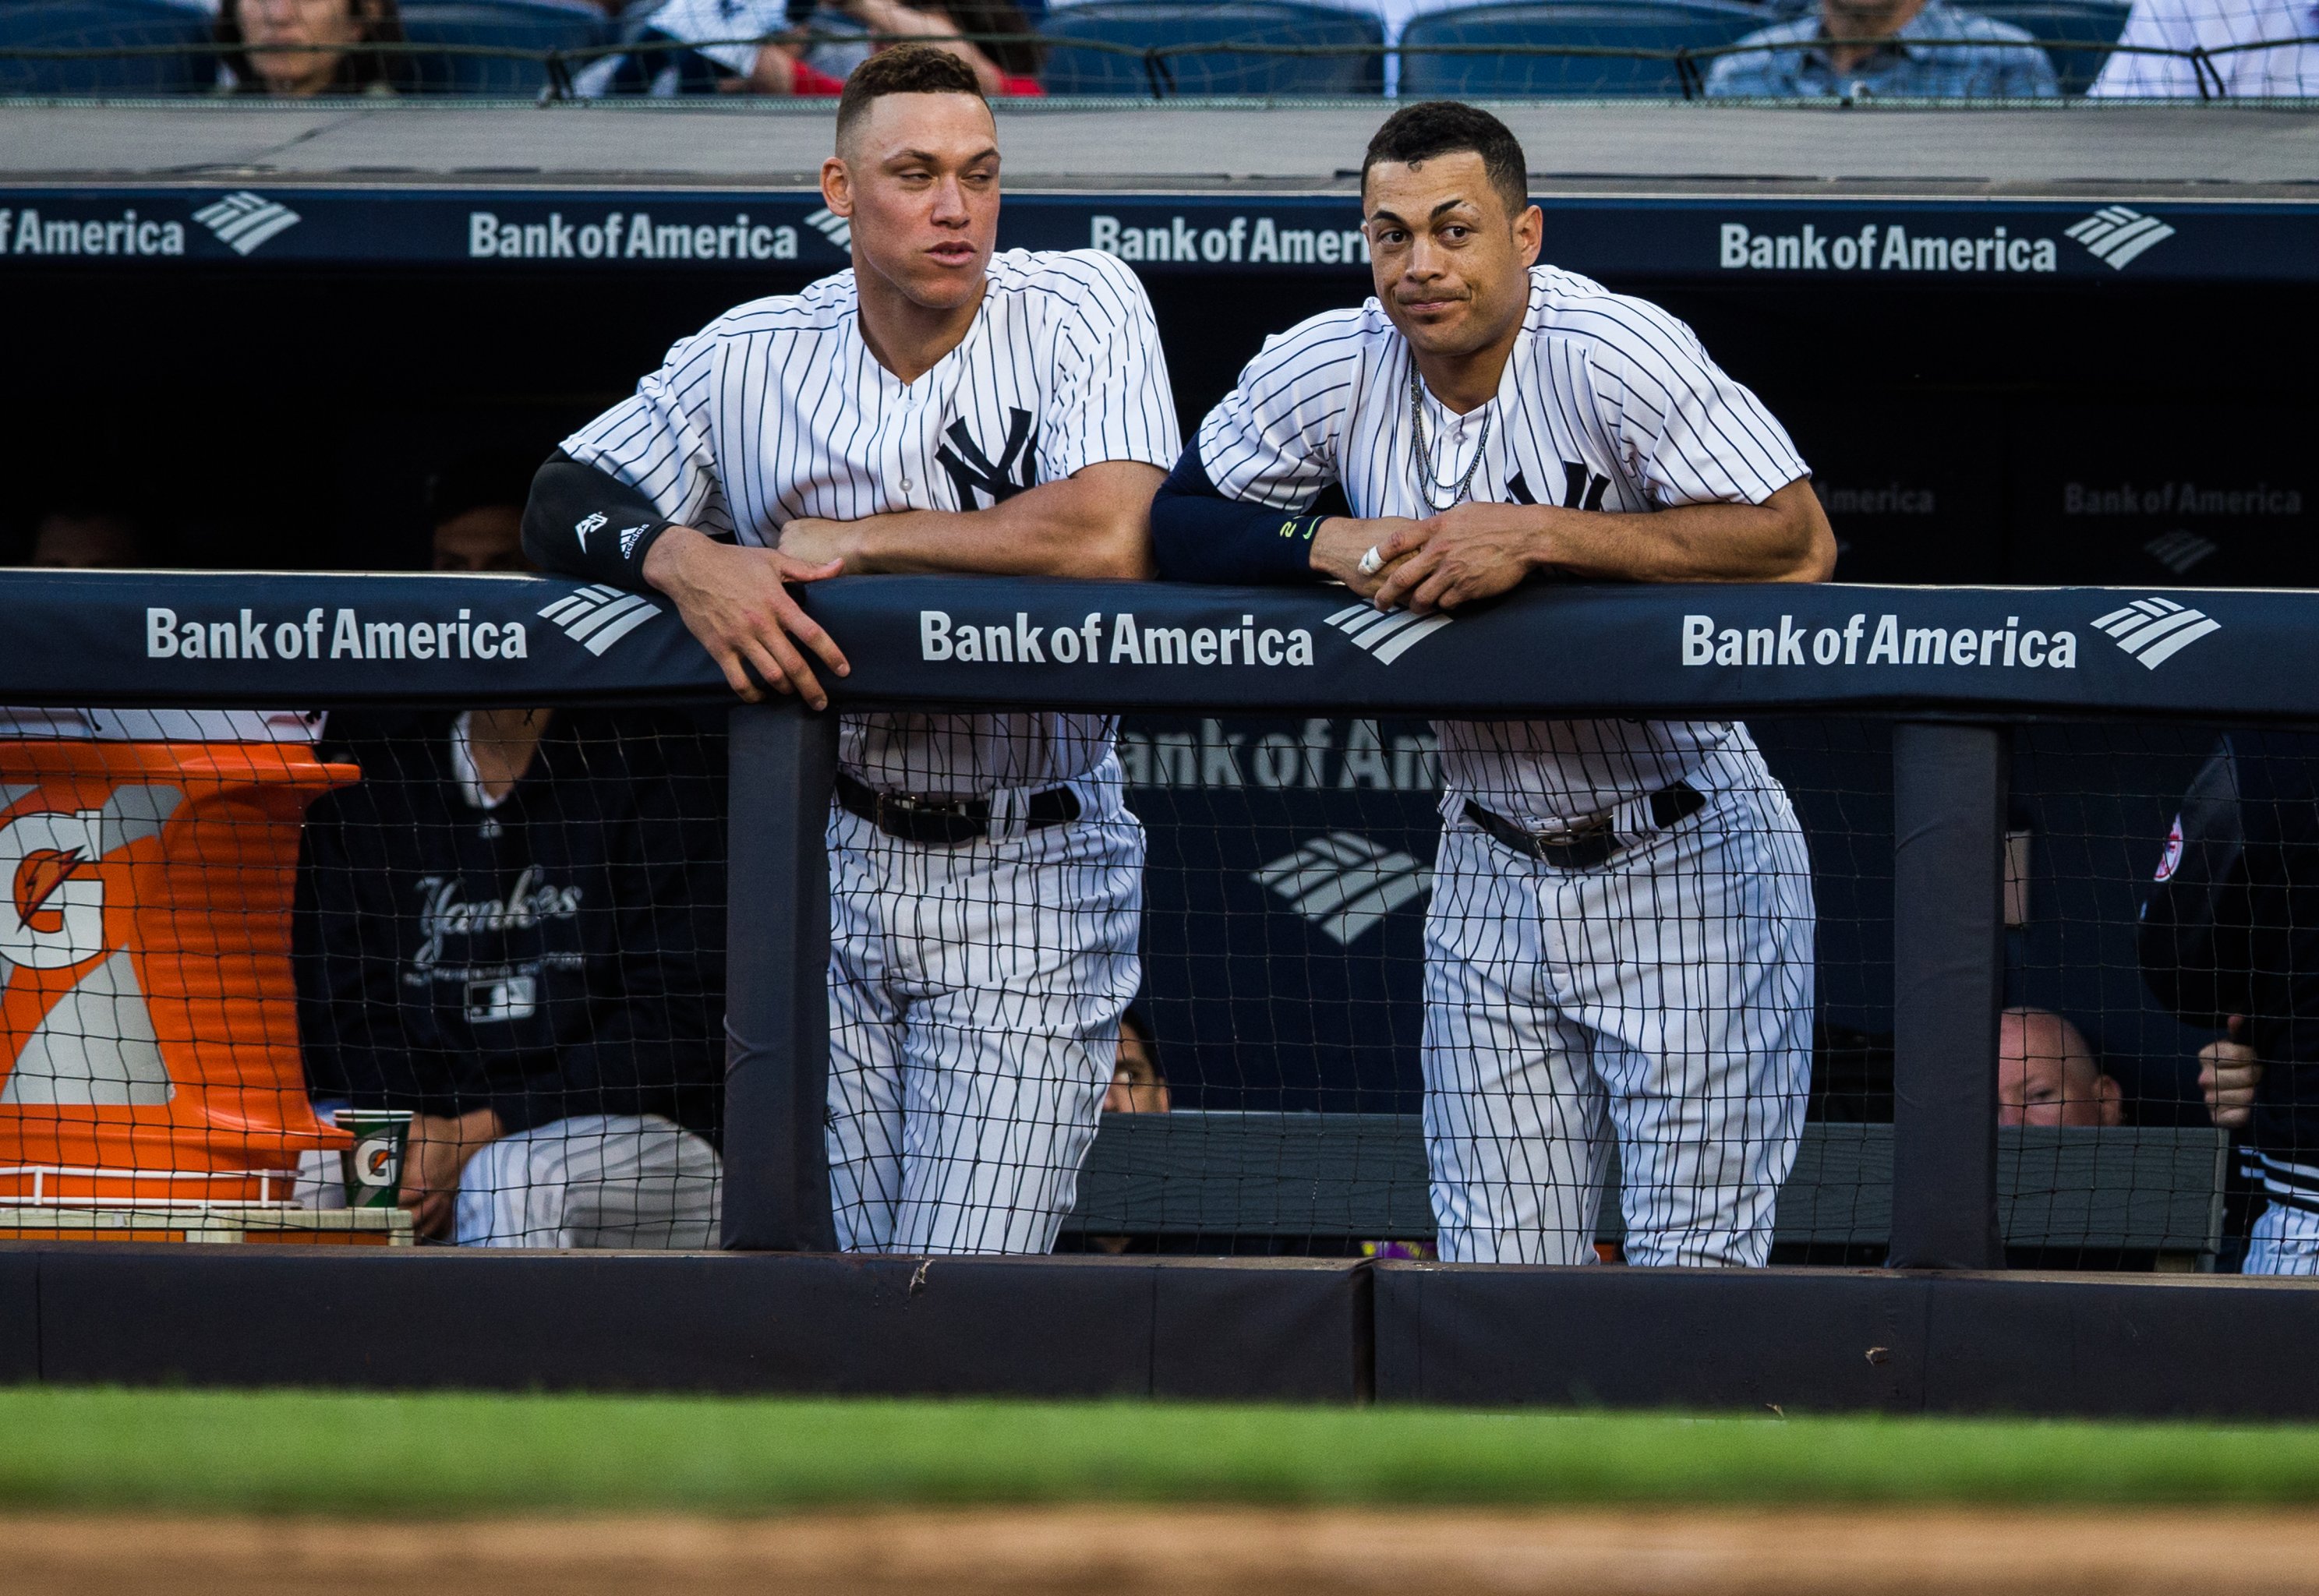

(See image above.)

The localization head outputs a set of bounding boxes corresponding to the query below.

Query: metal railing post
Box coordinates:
[1887,722,2007,1270]
[720,700,839,1252]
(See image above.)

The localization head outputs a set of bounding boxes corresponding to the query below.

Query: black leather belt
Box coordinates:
[835,768,1081,847]
[1462,782,1706,870]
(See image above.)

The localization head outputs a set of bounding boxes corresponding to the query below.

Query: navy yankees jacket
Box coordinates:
[2139,730,2319,1207]
[293,708,726,1142]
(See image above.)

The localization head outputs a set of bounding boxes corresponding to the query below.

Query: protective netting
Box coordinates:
[0,691,2271,1269]
[0,0,2311,99]
[1062,713,2243,1271]
[0,704,727,1248]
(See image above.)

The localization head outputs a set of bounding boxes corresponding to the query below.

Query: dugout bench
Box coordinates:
[1066,1116,2232,1268]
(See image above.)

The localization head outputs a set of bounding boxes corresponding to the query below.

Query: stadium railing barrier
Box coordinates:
[2,17,2317,99]
[2,567,2314,1411]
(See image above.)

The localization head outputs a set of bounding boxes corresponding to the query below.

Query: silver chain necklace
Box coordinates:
[1408,363,1492,514]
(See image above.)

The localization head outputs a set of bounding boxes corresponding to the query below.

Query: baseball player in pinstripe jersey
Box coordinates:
[1153,101,1836,1269]
[524,45,1180,1255]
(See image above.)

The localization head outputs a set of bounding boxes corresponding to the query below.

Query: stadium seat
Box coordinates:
[1398,0,1766,97]
[0,0,214,95]
[398,0,609,95]
[1956,0,2131,94]
[1038,2,1384,97]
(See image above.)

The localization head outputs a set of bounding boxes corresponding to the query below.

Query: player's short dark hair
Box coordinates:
[1360,101,1529,221]
[836,44,988,147]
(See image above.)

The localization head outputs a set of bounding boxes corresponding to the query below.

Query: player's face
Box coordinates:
[824,93,1002,313]
[1362,154,1542,362]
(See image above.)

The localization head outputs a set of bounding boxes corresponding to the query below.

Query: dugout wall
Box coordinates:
[6,568,2319,1416]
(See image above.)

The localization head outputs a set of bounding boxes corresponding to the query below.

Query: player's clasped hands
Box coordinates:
[2199,1014,2262,1130]
[641,525,851,708]
[1323,503,1553,616]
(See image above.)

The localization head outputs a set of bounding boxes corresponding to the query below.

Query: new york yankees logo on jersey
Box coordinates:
[560,248,1178,794]
[1197,262,1808,824]
[939,408,1038,509]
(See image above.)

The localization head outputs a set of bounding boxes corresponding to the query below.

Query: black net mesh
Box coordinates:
[0,691,2282,1271]
[0,704,727,1248]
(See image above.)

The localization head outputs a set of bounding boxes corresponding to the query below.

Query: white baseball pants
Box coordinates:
[1420,747,1815,1267]
[2245,1200,2319,1275]
[825,766,1143,1255]
[455,1112,723,1248]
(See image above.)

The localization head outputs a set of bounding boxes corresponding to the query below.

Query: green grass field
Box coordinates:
[5,1387,2319,1516]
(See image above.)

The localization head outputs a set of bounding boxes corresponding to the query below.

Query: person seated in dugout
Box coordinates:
[294,458,727,1247]
[1999,1006,2124,1128]
[23,503,152,569]
[215,0,412,95]
[1080,1008,1170,1255]
[1704,0,2058,97]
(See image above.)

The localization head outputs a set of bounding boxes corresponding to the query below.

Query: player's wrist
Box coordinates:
[641,524,715,596]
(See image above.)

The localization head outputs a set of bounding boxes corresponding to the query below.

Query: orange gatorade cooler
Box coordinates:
[0,709,360,1203]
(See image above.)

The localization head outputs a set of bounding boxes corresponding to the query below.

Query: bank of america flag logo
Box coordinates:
[538,584,663,656]
[2093,596,2220,670]
[2066,207,2176,271]
[804,207,852,251]
[1253,832,1430,945]
[1323,602,1454,666]
[2144,530,2218,576]
[192,192,302,256]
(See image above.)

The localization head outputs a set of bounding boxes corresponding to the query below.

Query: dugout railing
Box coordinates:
[5,28,2317,100]
[2,567,2317,1412]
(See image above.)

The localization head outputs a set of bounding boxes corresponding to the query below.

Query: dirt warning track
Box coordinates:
[11,1507,2319,1596]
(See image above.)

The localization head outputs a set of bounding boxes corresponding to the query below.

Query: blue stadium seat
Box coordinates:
[0,1,214,95]
[1398,0,1766,97]
[1956,0,2130,93]
[1038,2,1384,97]
[398,0,608,95]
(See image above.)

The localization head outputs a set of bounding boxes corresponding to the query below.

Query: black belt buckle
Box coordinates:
[1465,780,1702,870]
[836,771,1080,848]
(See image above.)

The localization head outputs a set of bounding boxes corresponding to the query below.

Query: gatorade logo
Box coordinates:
[355,1134,398,1189]
[0,811,108,970]
[15,847,90,936]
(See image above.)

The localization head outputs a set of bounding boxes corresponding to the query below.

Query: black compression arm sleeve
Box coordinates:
[522,450,682,588]
[1150,436,1331,585]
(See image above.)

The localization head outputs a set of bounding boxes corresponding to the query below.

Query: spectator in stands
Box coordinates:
[216,0,409,95]
[24,507,148,568]
[1706,0,2059,96]
[1999,1007,2124,1128]
[584,0,1040,97]
[2089,0,2317,97]
[295,471,726,1247]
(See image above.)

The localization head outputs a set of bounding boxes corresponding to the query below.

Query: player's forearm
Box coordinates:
[525,451,680,588]
[1532,480,1834,584]
[811,463,1161,579]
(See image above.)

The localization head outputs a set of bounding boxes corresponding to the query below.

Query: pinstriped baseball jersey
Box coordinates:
[1197,263,1809,825]
[561,249,1180,796]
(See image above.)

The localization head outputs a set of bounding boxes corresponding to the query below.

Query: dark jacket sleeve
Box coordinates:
[493,715,726,1142]
[293,760,475,1114]
[521,450,683,588]
[1150,434,1334,585]
[2139,736,2258,1027]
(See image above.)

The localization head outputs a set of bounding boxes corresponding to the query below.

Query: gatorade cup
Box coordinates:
[334,1108,413,1209]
